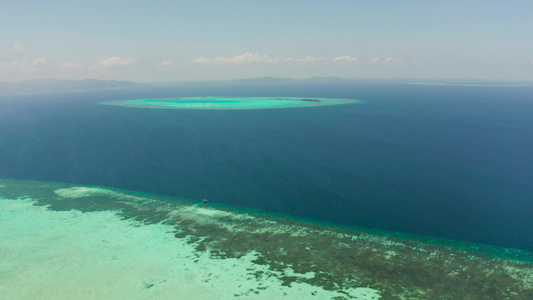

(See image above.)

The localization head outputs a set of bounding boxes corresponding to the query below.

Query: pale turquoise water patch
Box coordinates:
[100,96,359,110]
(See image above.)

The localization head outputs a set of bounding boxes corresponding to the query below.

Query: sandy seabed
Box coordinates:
[0,184,377,300]
[1,180,532,299]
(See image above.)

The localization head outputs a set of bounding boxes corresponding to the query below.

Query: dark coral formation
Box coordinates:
[2,179,532,299]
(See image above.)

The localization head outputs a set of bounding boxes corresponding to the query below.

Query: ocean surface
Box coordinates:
[1,82,532,251]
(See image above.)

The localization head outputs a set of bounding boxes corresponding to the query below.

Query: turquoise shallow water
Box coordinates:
[1,179,532,299]
[101,96,359,109]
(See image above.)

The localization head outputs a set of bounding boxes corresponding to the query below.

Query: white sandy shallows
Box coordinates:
[0,193,380,300]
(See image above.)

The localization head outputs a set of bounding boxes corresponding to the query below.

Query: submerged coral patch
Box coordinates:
[100,97,359,110]
[1,179,532,299]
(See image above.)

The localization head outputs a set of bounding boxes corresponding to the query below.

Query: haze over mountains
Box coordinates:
[0,77,354,94]
[1,77,529,95]
[0,79,147,94]
[180,76,350,85]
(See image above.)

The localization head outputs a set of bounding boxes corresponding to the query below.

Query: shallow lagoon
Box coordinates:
[101,96,359,110]
[1,179,532,299]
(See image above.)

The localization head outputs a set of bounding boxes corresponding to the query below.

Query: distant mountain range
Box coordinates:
[176,76,352,86]
[1,77,530,95]
[0,77,358,94]
[176,77,533,86]
[0,79,147,94]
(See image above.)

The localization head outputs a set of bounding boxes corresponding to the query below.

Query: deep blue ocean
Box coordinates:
[1,83,532,251]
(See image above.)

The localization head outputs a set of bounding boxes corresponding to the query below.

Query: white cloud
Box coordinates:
[31,58,47,66]
[265,58,281,63]
[370,57,380,63]
[188,53,330,65]
[97,57,135,68]
[384,57,402,64]
[213,52,268,64]
[158,60,176,67]
[189,53,298,64]
[189,53,269,64]
[295,56,324,63]
[7,43,27,53]
[0,58,47,73]
[333,55,358,63]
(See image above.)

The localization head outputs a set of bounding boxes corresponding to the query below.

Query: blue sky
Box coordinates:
[1,0,532,82]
